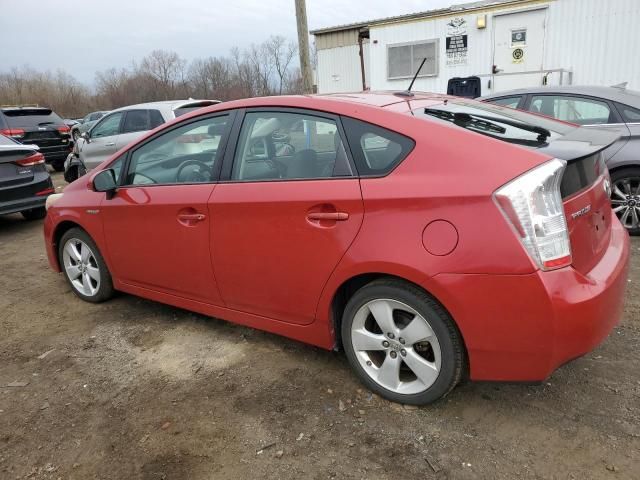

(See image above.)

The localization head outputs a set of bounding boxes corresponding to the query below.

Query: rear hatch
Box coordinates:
[0,107,71,161]
[412,99,619,275]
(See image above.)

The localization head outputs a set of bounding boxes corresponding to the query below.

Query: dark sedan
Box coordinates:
[481,85,640,235]
[0,134,54,220]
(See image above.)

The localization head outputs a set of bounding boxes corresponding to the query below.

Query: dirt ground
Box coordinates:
[0,171,639,480]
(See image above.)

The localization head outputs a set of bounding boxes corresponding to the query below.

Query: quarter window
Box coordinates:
[341,117,415,176]
[124,115,229,185]
[529,95,612,125]
[91,113,124,138]
[232,111,351,181]
[616,103,640,123]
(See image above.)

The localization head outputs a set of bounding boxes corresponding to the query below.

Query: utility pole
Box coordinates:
[295,0,313,94]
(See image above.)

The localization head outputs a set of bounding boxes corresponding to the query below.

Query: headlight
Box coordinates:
[45,193,64,211]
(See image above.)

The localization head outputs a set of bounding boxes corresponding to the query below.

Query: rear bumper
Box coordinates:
[433,218,630,381]
[0,176,53,215]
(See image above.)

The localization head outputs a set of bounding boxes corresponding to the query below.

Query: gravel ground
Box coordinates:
[0,172,638,480]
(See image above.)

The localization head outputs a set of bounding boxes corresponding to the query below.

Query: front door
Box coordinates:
[492,8,547,92]
[80,111,125,171]
[100,114,232,304]
[211,109,364,325]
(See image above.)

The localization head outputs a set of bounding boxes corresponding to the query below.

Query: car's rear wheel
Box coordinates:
[341,279,464,405]
[21,207,46,221]
[611,167,640,235]
[59,228,114,303]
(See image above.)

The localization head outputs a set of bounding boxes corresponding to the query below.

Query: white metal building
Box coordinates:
[311,0,640,95]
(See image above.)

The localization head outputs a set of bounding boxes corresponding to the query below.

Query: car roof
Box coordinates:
[110,99,221,115]
[480,85,640,108]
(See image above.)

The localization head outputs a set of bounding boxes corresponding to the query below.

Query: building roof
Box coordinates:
[310,0,531,35]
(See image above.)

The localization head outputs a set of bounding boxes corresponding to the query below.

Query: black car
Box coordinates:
[0,106,72,171]
[0,134,54,220]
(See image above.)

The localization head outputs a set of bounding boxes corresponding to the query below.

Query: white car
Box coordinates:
[64,99,220,181]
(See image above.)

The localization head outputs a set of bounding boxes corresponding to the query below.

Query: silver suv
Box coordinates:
[65,99,220,181]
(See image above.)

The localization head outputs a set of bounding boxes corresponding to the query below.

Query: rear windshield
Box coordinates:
[412,99,574,147]
[174,101,219,118]
[2,108,64,128]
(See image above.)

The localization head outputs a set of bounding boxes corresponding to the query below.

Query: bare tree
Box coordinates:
[265,36,297,95]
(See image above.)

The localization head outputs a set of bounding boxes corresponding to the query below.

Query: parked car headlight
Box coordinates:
[45,193,64,211]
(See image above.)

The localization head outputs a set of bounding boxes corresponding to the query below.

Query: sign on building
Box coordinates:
[446,17,468,66]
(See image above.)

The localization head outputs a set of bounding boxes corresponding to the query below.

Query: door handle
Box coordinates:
[307,212,349,221]
[178,213,206,222]
[104,142,115,147]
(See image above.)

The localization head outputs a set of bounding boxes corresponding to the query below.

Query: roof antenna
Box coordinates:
[395,57,427,98]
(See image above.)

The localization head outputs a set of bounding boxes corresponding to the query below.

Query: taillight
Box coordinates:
[494,159,572,271]
[57,125,70,135]
[15,152,45,166]
[0,128,25,139]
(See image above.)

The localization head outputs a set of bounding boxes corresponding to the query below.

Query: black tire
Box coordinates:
[58,227,114,303]
[21,207,46,221]
[64,166,78,183]
[341,278,464,405]
[610,167,640,236]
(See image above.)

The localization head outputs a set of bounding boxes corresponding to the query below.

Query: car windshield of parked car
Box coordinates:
[412,99,572,146]
[1,108,64,128]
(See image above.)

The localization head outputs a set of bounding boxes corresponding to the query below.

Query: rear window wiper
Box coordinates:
[423,109,507,135]
[38,121,54,126]
[425,108,551,142]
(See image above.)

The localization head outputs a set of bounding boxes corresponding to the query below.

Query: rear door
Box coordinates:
[80,112,124,170]
[210,108,363,325]
[526,94,630,162]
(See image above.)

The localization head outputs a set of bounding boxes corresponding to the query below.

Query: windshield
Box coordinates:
[412,99,574,147]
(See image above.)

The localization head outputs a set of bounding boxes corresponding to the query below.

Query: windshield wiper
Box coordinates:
[424,108,551,142]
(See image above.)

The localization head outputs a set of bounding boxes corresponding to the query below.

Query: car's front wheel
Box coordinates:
[341,279,464,405]
[59,228,114,302]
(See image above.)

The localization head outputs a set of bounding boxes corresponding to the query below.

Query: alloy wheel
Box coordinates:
[611,176,640,230]
[62,238,101,296]
[350,299,441,395]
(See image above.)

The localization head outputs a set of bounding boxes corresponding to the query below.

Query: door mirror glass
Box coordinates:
[81,131,90,142]
[93,169,117,193]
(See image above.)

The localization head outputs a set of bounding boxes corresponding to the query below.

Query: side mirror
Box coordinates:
[81,131,90,143]
[93,169,117,199]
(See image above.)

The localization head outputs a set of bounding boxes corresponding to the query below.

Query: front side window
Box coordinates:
[529,95,612,125]
[124,115,229,185]
[488,96,522,109]
[232,111,351,181]
[91,112,124,138]
[341,117,415,176]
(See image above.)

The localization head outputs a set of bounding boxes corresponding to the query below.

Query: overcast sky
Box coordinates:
[0,0,452,84]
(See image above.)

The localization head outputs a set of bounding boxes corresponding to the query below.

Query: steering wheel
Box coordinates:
[176,159,211,183]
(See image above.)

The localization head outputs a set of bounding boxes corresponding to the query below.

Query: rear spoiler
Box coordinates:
[537,126,620,162]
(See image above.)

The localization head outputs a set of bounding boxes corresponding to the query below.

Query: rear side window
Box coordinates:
[615,103,640,123]
[122,109,165,134]
[529,95,612,125]
[341,117,414,176]
[1,108,63,128]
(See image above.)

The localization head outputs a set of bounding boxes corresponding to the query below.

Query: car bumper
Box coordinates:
[0,176,53,215]
[433,218,630,382]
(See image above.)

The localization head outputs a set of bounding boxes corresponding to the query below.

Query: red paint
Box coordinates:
[44,93,631,383]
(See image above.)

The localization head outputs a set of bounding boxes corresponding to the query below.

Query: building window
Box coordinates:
[387,40,439,80]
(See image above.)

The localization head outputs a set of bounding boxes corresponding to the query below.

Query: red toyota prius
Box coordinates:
[44,93,630,404]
